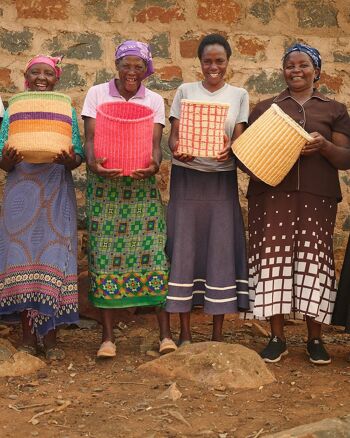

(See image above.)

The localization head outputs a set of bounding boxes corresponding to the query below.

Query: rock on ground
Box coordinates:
[266,415,350,437]
[0,340,46,377]
[138,341,276,389]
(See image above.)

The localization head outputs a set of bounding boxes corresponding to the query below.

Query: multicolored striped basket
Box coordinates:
[178,99,230,157]
[8,92,72,163]
[94,101,154,175]
[232,103,314,186]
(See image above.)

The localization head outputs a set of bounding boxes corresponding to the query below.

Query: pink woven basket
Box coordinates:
[178,99,230,157]
[94,102,154,175]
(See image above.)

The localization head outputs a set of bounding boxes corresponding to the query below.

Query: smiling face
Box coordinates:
[116,56,147,95]
[24,63,58,91]
[200,43,228,91]
[283,51,320,92]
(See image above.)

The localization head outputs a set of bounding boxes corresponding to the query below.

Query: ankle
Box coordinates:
[271,333,286,342]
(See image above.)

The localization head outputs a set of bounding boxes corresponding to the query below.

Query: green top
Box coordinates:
[0,107,84,158]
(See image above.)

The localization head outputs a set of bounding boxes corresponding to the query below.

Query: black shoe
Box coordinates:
[260,336,288,363]
[307,338,331,365]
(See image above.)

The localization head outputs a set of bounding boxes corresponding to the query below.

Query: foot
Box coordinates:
[178,339,192,348]
[260,336,288,363]
[18,344,37,356]
[97,341,116,358]
[211,335,223,342]
[307,338,331,365]
[45,347,65,361]
[159,338,177,355]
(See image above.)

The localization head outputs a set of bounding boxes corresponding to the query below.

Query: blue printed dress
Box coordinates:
[0,109,84,336]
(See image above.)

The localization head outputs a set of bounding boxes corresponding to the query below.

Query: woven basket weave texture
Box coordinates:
[94,102,154,175]
[232,104,313,186]
[8,91,72,163]
[178,99,230,157]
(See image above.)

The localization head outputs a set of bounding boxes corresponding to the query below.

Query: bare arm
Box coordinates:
[84,116,122,178]
[302,131,350,170]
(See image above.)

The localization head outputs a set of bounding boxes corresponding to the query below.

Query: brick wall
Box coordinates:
[1,0,350,272]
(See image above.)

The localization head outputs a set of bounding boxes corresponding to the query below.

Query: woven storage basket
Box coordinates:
[8,91,72,163]
[232,103,314,186]
[178,99,230,157]
[94,101,154,175]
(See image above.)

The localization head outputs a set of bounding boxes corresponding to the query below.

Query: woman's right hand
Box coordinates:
[0,143,23,172]
[172,141,195,163]
[88,158,123,178]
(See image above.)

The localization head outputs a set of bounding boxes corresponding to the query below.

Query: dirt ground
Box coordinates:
[0,311,350,438]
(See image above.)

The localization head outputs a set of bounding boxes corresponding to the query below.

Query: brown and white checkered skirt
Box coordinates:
[246,191,337,324]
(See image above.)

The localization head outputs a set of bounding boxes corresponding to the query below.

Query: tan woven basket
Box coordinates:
[178,99,230,157]
[232,103,313,186]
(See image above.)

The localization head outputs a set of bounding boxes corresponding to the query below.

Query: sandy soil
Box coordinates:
[0,311,350,438]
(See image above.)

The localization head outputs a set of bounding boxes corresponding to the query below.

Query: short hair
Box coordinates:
[197,34,232,60]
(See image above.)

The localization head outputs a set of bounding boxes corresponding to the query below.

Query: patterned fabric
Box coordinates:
[0,106,82,337]
[246,192,337,324]
[86,172,168,308]
[282,43,322,81]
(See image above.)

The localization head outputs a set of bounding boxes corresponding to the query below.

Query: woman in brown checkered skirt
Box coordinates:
[246,44,350,364]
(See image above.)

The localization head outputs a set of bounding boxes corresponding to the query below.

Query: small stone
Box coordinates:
[251,322,270,338]
[157,383,182,401]
[146,350,160,358]
[118,322,127,330]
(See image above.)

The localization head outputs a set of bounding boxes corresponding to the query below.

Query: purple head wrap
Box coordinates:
[282,43,322,81]
[115,40,154,78]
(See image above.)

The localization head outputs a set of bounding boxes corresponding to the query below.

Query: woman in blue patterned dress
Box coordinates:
[0,55,84,360]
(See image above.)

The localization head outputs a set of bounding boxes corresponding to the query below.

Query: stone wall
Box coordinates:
[1,0,350,273]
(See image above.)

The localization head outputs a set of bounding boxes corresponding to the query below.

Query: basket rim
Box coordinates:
[271,103,313,141]
[96,101,154,123]
[9,91,71,105]
[180,99,230,108]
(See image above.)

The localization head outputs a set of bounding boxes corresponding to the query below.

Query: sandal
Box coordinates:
[159,338,177,355]
[45,347,66,361]
[18,344,37,356]
[97,341,116,358]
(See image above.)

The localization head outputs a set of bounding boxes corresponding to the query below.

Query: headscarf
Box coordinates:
[282,43,322,81]
[24,54,63,89]
[115,40,154,78]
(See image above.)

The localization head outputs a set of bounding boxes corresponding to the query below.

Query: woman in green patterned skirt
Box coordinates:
[82,41,176,357]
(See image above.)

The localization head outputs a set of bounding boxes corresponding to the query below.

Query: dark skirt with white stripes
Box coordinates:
[165,165,249,315]
[246,191,337,324]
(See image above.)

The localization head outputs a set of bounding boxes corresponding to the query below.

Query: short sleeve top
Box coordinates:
[247,89,350,201]
[170,82,249,172]
[81,79,165,125]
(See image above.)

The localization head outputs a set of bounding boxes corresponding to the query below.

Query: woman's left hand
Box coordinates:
[301,132,328,156]
[53,147,79,169]
[131,158,159,180]
[216,134,232,162]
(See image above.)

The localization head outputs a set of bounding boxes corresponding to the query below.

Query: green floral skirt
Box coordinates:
[86,172,169,308]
